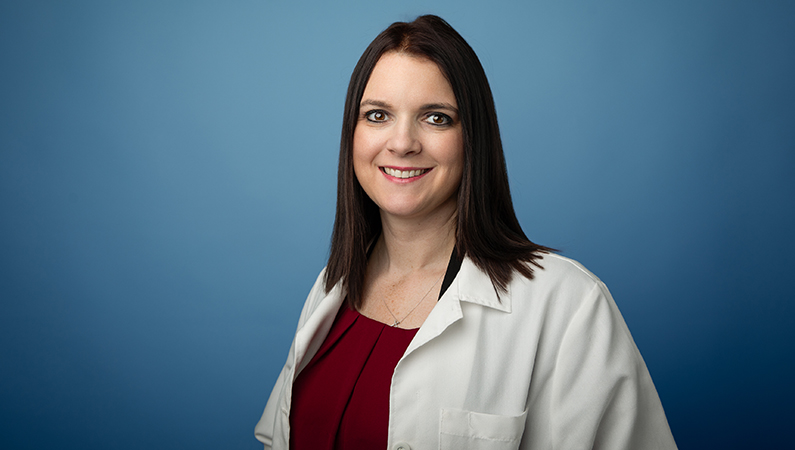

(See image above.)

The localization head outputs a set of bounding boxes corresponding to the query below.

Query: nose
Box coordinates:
[386,119,421,156]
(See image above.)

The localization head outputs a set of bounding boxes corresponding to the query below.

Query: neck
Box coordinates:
[373,204,457,275]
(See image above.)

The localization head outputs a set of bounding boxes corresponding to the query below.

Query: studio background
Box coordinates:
[1,1,793,449]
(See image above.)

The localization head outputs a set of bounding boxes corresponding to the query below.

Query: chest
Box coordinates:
[357,267,447,329]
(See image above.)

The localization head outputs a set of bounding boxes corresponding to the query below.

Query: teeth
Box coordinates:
[383,167,428,179]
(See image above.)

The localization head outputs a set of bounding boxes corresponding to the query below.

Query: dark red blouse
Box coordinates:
[289,304,418,450]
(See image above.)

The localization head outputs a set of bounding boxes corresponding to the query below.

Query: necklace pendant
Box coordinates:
[380,270,444,330]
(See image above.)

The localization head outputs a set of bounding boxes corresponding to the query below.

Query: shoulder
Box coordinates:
[515,252,606,296]
[509,253,643,368]
[455,252,606,307]
[296,267,336,327]
[506,252,618,325]
[303,267,329,307]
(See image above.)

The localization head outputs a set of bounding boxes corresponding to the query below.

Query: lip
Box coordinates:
[380,166,433,183]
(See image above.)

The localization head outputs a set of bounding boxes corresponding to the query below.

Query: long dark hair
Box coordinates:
[326,15,551,309]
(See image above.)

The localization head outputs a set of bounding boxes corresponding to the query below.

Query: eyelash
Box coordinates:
[365,110,389,122]
[425,113,452,126]
[363,110,453,126]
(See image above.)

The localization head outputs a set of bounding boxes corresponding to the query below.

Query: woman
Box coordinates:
[256,15,677,450]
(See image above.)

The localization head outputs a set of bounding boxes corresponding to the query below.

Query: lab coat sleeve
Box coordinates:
[254,269,328,449]
[545,281,677,450]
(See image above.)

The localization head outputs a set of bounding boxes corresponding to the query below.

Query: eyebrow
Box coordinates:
[360,99,459,114]
[421,102,459,113]
[360,99,390,108]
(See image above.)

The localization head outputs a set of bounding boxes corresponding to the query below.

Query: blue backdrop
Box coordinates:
[1,1,793,448]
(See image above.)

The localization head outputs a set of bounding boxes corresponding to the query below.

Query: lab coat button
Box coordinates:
[393,442,411,450]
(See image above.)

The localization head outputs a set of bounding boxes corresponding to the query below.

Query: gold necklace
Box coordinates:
[381,271,445,327]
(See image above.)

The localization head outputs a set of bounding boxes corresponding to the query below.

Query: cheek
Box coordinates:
[441,135,464,173]
[352,129,373,184]
[352,146,363,173]
[352,129,379,167]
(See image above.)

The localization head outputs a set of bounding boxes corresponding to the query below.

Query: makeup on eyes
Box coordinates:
[361,109,456,127]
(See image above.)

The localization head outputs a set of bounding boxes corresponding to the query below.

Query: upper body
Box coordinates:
[257,14,676,450]
[255,252,677,449]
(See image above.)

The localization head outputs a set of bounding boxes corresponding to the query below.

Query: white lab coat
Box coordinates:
[255,253,677,449]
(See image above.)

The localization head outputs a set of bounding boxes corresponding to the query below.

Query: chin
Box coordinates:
[380,206,424,218]
[372,199,420,216]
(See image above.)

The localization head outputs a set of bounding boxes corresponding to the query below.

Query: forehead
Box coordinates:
[362,52,456,106]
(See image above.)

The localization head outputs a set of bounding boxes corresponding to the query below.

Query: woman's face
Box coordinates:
[353,52,464,223]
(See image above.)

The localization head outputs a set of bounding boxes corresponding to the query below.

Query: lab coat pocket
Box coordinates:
[439,408,528,450]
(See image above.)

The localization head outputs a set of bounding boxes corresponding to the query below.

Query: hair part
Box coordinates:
[326,15,552,309]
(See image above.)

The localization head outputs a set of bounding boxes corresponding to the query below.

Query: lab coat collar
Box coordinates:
[448,256,512,313]
[295,256,512,369]
[403,256,511,357]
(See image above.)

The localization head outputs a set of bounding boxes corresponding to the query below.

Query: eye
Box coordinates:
[425,113,452,126]
[365,110,389,122]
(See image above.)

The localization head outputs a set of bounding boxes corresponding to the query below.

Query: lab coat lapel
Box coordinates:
[293,282,346,377]
[404,284,463,356]
[404,257,511,356]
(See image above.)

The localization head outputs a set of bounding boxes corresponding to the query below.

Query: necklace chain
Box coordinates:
[381,271,445,327]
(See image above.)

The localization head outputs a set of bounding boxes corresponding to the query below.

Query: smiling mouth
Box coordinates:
[381,167,431,179]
